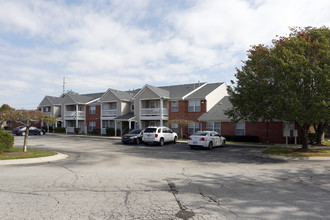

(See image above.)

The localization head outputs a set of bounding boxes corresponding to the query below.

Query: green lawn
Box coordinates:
[0,147,57,160]
[263,146,330,157]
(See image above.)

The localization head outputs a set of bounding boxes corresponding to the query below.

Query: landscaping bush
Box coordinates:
[106,128,115,136]
[74,128,80,134]
[308,133,317,145]
[54,127,66,133]
[231,135,259,142]
[92,129,100,135]
[222,135,232,141]
[42,126,54,133]
[0,130,14,153]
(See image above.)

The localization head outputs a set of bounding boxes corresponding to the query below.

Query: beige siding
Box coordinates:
[39,97,52,106]
[134,87,160,123]
[121,101,131,115]
[53,106,61,117]
[101,91,120,102]
[205,83,228,111]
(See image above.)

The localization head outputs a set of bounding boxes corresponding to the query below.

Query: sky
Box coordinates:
[0,0,329,109]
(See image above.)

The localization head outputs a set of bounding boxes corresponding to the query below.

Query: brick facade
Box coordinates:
[85,105,101,131]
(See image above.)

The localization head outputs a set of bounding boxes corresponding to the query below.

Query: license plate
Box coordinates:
[193,141,197,144]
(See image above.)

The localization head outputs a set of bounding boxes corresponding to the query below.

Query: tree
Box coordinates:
[226,26,330,151]
[0,109,56,152]
[0,104,14,128]
[169,119,194,139]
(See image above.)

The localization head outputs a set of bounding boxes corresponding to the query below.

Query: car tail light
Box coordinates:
[155,134,158,138]
[188,137,192,140]
[200,137,205,141]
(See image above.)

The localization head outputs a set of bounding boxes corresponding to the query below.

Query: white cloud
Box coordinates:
[0,0,329,109]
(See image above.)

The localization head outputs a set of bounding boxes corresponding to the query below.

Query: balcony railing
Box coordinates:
[102,110,117,117]
[64,111,85,120]
[141,108,168,117]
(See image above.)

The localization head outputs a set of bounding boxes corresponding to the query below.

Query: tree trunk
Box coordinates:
[23,126,29,152]
[298,123,310,151]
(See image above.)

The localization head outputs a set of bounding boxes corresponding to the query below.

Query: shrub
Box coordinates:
[106,128,115,136]
[308,133,317,145]
[232,135,259,142]
[222,135,232,141]
[92,129,100,135]
[74,128,80,134]
[0,130,14,153]
[54,127,66,133]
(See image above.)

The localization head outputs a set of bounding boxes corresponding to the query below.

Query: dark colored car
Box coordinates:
[122,129,144,144]
[12,126,46,136]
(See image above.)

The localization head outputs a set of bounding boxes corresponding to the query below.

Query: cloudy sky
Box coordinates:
[0,0,329,109]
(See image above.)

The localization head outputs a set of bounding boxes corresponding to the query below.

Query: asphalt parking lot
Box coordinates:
[1,134,330,220]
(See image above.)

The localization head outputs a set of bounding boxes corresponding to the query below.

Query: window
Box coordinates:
[89,121,96,131]
[206,122,221,134]
[102,104,110,110]
[235,122,245,136]
[131,104,134,111]
[150,101,157,108]
[89,106,96,114]
[171,123,178,133]
[171,101,178,112]
[188,100,201,112]
[188,122,200,134]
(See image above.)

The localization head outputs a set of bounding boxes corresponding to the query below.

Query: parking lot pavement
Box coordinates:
[1,135,330,219]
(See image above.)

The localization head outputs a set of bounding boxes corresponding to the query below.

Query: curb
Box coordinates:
[0,153,68,165]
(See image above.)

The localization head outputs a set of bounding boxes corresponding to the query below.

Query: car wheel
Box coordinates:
[189,145,195,150]
[159,138,164,146]
[222,140,226,147]
[136,138,140,145]
[208,141,213,150]
[173,137,177,144]
[39,131,44,135]
[21,132,26,136]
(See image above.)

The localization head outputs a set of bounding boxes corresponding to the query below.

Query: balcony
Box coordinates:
[102,109,117,118]
[64,111,85,120]
[141,108,168,120]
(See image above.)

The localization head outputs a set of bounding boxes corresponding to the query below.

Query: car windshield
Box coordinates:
[144,128,157,133]
[192,131,209,136]
[129,129,141,134]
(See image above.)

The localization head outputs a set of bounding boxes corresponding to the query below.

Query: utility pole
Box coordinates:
[62,76,66,95]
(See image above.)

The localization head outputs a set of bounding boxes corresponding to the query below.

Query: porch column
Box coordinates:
[139,100,142,128]
[115,121,117,136]
[160,98,163,127]
[129,120,131,130]
[75,104,79,128]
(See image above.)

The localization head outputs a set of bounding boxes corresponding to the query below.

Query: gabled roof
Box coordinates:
[100,88,136,102]
[185,83,224,99]
[62,92,104,105]
[132,84,170,99]
[198,96,232,122]
[39,96,63,107]
[158,82,206,99]
[133,82,207,100]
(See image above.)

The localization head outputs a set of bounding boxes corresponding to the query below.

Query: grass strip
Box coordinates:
[263,146,330,157]
[0,147,57,160]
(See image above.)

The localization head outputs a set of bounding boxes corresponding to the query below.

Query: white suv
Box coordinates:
[142,126,178,146]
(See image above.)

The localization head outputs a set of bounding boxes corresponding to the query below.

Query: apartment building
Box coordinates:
[37,82,299,143]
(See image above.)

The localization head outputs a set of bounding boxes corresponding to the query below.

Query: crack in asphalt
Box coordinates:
[165,179,195,220]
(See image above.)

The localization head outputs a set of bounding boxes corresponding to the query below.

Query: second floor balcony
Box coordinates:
[141,108,168,120]
[101,109,117,118]
[64,111,85,120]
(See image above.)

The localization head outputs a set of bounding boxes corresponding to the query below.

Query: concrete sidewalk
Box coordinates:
[0,153,68,165]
